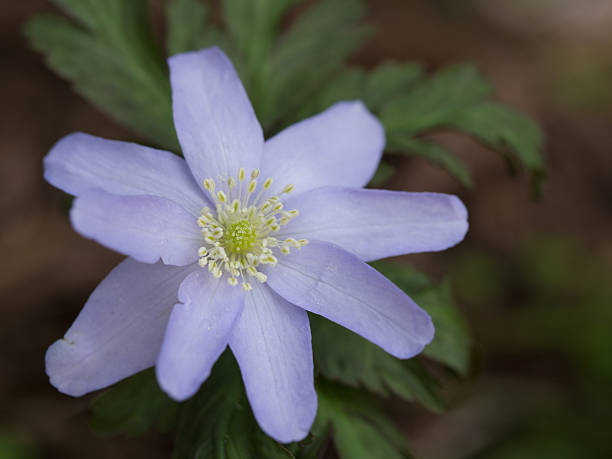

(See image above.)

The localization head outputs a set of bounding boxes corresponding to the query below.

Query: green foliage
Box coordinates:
[91,355,292,458]
[24,0,178,151]
[373,262,471,375]
[414,281,471,375]
[173,352,294,459]
[0,433,40,459]
[380,64,544,187]
[449,102,544,172]
[90,351,416,459]
[89,258,466,456]
[90,368,179,436]
[294,61,543,187]
[364,62,425,110]
[294,62,424,121]
[368,160,397,186]
[311,314,445,413]
[26,0,544,187]
[166,0,228,57]
[388,136,473,187]
[381,64,492,134]
[223,0,297,60]
[294,69,367,120]
[310,260,471,419]
[309,381,414,459]
[259,0,371,129]
[222,0,299,101]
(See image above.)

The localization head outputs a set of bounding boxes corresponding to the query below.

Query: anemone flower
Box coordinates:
[43,46,468,443]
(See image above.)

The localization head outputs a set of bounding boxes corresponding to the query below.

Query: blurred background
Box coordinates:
[2,0,612,457]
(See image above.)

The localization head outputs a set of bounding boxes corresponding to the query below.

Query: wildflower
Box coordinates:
[43,47,468,443]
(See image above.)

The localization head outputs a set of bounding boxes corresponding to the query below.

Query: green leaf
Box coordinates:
[380,63,492,135]
[296,62,422,121]
[295,69,367,120]
[166,0,229,57]
[222,0,300,104]
[223,0,299,62]
[380,64,544,187]
[24,0,178,151]
[369,261,432,293]
[415,281,471,375]
[388,136,473,187]
[363,61,424,110]
[313,381,413,459]
[262,0,371,130]
[90,369,179,436]
[368,160,396,187]
[174,351,294,459]
[311,314,445,413]
[449,101,545,179]
[374,262,471,375]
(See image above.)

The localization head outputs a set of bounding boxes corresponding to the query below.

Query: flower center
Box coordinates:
[196,167,308,291]
[224,220,256,253]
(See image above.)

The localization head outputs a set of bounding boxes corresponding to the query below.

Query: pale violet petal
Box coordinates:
[229,283,316,443]
[169,47,263,187]
[260,101,384,197]
[279,187,468,261]
[156,271,244,400]
[46,258,198,396]
[265,241,434,359]
[44,132,208,216]
[70,191,203,266]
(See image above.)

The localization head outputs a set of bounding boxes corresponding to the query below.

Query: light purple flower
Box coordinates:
[43,47,468,443]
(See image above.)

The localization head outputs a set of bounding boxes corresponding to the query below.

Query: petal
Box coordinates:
[169,47,263,186]
[46,258,198,397]
[156,271,244,400]
[44,132,208,216]
[279,187,468,261]
[229,283,316,443]
[70,191,203,266]
[260,101,384,197]
[266,241,434,359]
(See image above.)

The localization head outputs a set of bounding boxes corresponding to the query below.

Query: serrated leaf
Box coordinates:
[374,263,471,375]
[166,0,230,57]
[364,61,424,110]
[379,64,544,187]
[295,69,367,120]
[166,0,209,55]
[174,351,294,459]
[415,282,471,375]
[223,0,299,61]
[90,369,179,436]
[449,101,545,175]
[314,381,413,459]
[388,136,473,187]
[24,1,177,151]
[311,314,445,413]
[262,0,371,129]
[222,0,300,104]
[380,63,492,135]
[296,62,423,121]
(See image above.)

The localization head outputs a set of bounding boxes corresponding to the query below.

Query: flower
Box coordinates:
[43,47,468,443]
